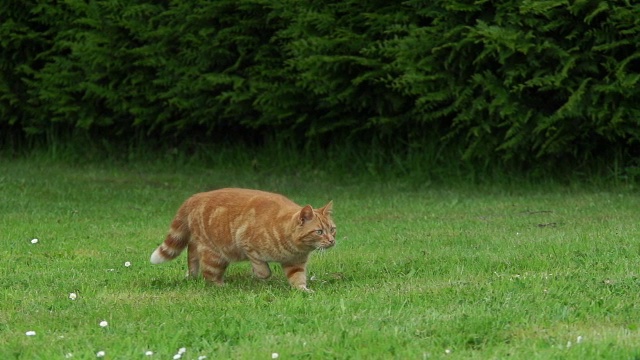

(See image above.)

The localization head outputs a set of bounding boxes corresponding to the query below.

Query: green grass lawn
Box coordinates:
[1,158,639,359]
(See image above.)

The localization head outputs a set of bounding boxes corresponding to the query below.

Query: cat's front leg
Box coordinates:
[250,259,272,279]
[282,263,312,292]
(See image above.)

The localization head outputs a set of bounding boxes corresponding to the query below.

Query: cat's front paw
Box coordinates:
[296,285,314,293]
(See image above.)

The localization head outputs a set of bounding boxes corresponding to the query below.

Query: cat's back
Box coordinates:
[187,188,299,211]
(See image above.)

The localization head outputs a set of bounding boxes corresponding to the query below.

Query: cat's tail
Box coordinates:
[150,214,190,264]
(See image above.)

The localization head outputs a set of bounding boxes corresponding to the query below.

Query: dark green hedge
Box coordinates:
[1,0,639,164]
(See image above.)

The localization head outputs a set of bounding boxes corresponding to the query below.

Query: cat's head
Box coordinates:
[295,201,336,251]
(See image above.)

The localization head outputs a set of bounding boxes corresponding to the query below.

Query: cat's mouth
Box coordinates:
[316,241,335,250]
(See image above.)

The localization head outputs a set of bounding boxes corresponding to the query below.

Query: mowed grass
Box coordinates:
[1,158,639,359]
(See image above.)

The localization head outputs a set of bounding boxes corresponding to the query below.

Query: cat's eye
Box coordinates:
[330,227,336,234]
[316,229,324,235]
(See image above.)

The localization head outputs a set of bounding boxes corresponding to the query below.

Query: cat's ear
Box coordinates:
[299,205,314,224]
[320,200,333,216]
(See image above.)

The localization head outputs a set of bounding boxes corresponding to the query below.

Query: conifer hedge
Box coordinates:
[1,0,639,165]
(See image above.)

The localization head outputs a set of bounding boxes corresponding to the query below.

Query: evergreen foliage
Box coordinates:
[1,0,638,167]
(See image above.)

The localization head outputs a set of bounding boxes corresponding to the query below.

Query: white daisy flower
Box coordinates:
[124,261,131,267]
[145,350,154,356]
[25,330,36,336]
[69,293,77,300]
[178,347,186,354]
[96,350,105,357]
[31,238,38,244]
[173,355,181,360]
[272,353,279,359]
[99,320,108,327]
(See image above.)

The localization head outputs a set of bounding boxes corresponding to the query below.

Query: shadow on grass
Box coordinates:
[139,270,351,294]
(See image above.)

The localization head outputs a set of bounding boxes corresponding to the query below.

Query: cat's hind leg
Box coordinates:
[186,243,200,279]
[200,248,229,285]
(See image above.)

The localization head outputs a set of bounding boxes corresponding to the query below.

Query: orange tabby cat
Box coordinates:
[150,188,336,291]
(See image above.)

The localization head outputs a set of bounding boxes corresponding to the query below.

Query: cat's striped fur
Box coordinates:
[150,188,336,291]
